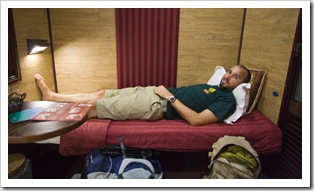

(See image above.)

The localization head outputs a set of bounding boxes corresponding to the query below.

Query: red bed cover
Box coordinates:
[59,110,282,156]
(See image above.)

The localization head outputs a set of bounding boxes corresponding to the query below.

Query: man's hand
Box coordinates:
[154,85,218,126]
[154,85,173,100]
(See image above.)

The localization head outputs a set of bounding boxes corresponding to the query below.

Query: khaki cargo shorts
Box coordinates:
[96,86,167,121]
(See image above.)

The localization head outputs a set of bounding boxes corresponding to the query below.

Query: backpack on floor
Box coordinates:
[81,136,163,179]
[204,135,261,179]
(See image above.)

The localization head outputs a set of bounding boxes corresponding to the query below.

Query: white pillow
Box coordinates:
[207,66,226,85]
[207,66,251,124]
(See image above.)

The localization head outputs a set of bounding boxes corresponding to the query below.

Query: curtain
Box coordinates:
[115,8,180,88]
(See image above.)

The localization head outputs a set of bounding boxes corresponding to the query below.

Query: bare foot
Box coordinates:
[34,74,54,101]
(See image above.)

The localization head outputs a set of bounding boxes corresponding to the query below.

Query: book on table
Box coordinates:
[31,102,91,121]
[9,102,91,123]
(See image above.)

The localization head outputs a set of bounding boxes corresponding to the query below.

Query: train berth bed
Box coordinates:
[59,110,282,156]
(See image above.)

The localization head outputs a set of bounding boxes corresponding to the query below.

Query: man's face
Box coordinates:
[219,65,248,91]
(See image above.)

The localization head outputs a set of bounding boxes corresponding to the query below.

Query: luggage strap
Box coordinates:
[119,136,126,158]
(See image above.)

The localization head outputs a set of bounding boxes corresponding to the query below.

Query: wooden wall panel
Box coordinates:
[240,8,300,124]
[177,8,244,87]
[9,8,54,101]
[50,8,117,93]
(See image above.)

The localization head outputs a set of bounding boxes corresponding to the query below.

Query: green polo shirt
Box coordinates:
[166,84,236,122]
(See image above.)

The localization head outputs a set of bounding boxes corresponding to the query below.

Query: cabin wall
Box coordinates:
[9,8,55,101]
[10,8,300,124]
[177,8,244,87]
[49,9,117,94]
[240,8,300,123]
[49,8,245,91]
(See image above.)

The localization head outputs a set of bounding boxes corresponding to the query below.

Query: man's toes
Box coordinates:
[34,74,44,81]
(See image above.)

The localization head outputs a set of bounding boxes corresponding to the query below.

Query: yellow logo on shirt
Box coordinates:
[204,87,216,94]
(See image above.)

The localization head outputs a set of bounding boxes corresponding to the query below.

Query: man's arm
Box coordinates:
[154,85,218,126]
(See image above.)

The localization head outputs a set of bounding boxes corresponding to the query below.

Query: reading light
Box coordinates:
[27,39,50,55]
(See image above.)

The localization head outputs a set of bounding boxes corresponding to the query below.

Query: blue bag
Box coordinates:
[82,136,163,179]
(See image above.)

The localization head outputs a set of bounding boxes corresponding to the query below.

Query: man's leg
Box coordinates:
[97,86,164,121]
[34,74,104,104]
[35,74,103,119]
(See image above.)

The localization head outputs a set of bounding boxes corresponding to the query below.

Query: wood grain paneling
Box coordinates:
[240,8,300,123]
[50,8,117,93]
[9,8,54,101]
[177,8,244,87]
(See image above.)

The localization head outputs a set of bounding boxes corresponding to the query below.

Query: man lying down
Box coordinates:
[34,65,251,126]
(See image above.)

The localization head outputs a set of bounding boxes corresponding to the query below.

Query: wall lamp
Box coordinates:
[27,39,50,55]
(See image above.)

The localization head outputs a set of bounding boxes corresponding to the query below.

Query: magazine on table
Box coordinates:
[9,102,91,123]
[31,102,91,121]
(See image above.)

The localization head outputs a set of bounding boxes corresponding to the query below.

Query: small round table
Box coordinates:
[8,101,88,144]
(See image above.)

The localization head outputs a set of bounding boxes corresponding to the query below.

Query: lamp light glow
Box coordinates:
[27,39,49,55]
